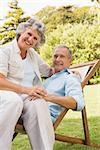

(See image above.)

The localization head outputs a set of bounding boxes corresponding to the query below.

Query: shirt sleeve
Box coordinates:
[65,74,85,111]
[0,47,9,77]
[34,50,51,77]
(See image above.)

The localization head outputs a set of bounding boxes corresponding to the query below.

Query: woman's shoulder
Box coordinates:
[28,48,41,58]
[0,39,15,50]
[0,39,17,57]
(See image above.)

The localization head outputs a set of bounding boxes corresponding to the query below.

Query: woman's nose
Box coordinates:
[29,37,34,44]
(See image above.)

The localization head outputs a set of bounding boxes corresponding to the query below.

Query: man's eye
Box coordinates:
[61,55,64,58]
[54,55,57,58]
[55,55,59,59]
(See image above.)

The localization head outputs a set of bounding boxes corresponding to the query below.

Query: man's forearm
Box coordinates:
[44,94,77,110]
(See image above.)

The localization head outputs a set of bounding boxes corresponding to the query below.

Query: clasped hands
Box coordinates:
[25,86,48,101]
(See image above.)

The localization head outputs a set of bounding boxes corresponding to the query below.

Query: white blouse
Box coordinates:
[21,56,42,87]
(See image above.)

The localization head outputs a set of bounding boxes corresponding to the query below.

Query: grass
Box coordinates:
[54,117,100,150]
[12,85,100,150]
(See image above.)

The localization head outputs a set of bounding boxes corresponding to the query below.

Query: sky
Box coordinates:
[0,0,96,20]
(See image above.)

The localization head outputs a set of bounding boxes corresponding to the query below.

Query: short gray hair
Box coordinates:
[53,45,72,60]
[16,16,45,47]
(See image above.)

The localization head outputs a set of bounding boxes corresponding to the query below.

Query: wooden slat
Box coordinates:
[90,143,100,148]
[82,60,100,88]
[53,109,68,130]
[82,107,90,145]
[55,134,100,148]
[69,60,97,69]
[55,134,85,145]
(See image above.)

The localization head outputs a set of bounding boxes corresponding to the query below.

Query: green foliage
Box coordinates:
[40,23,100,84]
[91,0,100,3]
[0,0,29,45]
[37,6,99,34]
[40,24,100,64]
[0,2,99,84]
[36,6,55,19]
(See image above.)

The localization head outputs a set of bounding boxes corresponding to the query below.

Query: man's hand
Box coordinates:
[43,94,53,102]
[24,86,47,101]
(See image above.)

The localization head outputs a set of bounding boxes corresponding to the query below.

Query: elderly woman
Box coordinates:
[0,17,54,150]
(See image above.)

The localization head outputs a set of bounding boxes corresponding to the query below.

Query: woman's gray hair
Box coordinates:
[53,45,72,60]
[16,16,45,47]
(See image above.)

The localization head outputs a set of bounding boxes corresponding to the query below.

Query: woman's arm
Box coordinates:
[34,50,52,77]
[0,73,47,97]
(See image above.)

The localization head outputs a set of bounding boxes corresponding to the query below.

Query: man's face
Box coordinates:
[53,47,71,73]
[18,28,40,50]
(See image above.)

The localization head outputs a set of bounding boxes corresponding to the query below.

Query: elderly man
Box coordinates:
[43,45,85,123]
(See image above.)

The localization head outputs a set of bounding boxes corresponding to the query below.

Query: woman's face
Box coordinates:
[18,28,40,51]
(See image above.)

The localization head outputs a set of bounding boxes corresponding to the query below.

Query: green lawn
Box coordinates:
[12,85,100,150]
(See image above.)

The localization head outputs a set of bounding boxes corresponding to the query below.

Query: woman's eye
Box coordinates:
[34,37,37,40]
[28,32,32,36]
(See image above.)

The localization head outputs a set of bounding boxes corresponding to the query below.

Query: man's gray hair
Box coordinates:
[53,45,72,59]
[16,16,45,47]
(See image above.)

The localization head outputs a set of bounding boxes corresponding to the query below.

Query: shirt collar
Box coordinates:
[57,68,70,74]
[51,68,70,78]
[12,38,21,54]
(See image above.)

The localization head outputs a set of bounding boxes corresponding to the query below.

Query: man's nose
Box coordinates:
[56,56,60,61]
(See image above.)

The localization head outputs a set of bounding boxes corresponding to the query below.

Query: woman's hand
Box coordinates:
[24,86,47,101]
[72,70,82,79]
[49,68,55,77]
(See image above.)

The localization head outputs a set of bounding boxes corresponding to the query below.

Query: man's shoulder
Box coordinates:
[63,69,73,77]
[63,69,81,82]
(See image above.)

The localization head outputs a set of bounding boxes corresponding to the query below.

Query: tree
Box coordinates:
[0,0,29,45]
[91,0,100,3]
